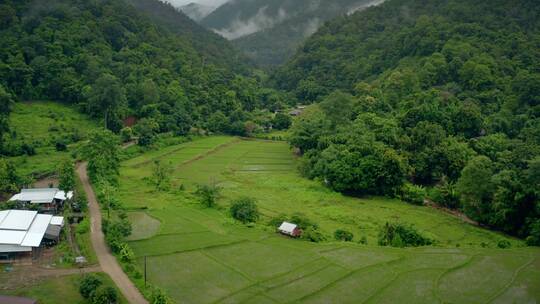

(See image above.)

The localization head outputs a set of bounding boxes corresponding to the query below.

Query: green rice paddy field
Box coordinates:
[118,136,540,304]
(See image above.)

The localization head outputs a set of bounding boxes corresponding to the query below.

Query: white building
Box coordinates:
[278,221,301,237]
[0,210,64,260]
[8,188,73,213]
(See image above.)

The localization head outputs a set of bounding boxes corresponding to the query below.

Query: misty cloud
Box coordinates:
[163,0,229,8]
[215,6,288,40]
[348,0,386,15]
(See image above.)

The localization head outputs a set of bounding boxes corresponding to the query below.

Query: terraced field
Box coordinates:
[118,136,540,303]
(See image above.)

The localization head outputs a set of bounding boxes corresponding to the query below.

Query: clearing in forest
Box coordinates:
[118,136,540,304]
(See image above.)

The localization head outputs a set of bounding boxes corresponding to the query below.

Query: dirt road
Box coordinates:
[77,163,148,304]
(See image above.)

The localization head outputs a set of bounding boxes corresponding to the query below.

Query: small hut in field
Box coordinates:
[278,222,301,237]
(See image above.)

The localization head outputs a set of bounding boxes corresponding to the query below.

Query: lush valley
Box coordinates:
[0,0,539,303]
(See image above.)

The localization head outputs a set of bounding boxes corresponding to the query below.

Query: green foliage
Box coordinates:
[58,159,75,192]
[150,288,172,304]
[400,183,426,205]
[378,222,433,247]
[119,243,135,263]
[497,239,511,249]
[277,0,540,242]
[91,285,118,304]
[334,229,354,242]
[135,118,159,147]
[151,160,172,191]
[272,113,292,130]
[83,129,120,185]
[302,227,325,242]
[0,159,24,193]
[195,184,221,208]
[79,274,102,299]
[120,127,133,143]
[0,84,14,154]
[229,197,259,223]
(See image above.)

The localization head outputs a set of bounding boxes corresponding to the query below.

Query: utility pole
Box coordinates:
[144,255,147,287]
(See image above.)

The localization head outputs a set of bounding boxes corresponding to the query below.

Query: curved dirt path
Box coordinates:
[77,163,148,304]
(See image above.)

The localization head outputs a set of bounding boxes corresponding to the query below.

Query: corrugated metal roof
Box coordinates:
[51,216,64,226]
[21,214,52,247]
[0,210,37,231]
[278,221,297,233]
[0,210,64,251]
[54,190,73,200]
[0,244,32,253]
[0,230,27,245]
[0,210,8,224]
[9,188,57,203]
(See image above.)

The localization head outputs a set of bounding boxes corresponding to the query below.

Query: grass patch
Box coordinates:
[3,272,127,304]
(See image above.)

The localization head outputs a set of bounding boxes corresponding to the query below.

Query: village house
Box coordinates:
[8,188,73,214]
[0,210,64,262]
[278,221,302,237]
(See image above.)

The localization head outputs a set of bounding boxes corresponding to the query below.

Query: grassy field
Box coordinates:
[2,272,127,304]
[117,136,540,303]
[6,101,98,176]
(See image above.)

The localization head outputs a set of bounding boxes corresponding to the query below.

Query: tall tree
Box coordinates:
[0,85,14,154]
[58,159,76,192]
[87,74,127,132]
[83,129,120,184]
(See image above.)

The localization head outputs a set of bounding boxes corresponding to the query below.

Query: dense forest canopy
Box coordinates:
[0,0,289,154]
[279,0,540,243]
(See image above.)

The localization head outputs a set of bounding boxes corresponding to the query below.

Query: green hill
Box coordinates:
[0,0,269,139]
[273,0,540,243]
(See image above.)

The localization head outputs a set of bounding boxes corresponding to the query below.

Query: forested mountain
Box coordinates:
[126,0,246,72]
[200,0,384,67]
[179,2,216,22]
[278,0,540,243]
[0,0,288,156]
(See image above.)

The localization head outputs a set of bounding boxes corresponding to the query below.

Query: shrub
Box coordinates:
[195,184,221,208]
[91,285,117,304]
[334,229,354,242]
[359,236,368,245]
[79,274,102,299]
[151,288,172,304]
[497,239,511,249]
[268,214,288,228]
[20,142,36,156]
[290,212,319,230]
[400,183,426,205]
[378,222,433,247]
[119,243,134,262]
[230,197,259,223]
[55,140,68,151]
[429,178,461,209]
[76,218,90,234]
[525,219,540,246]
[302,227,325,242]
[120,127,133,143]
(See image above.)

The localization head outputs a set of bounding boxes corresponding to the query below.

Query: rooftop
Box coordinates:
[8,188,73,204]
[0,210,64,251]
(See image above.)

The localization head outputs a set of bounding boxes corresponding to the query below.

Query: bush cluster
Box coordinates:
[230,197,259,223]
[378,222,433,247]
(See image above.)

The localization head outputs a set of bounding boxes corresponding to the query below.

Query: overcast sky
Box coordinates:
[164,0,229,7]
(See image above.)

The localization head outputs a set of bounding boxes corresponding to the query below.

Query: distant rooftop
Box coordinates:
[8,188,73,204]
